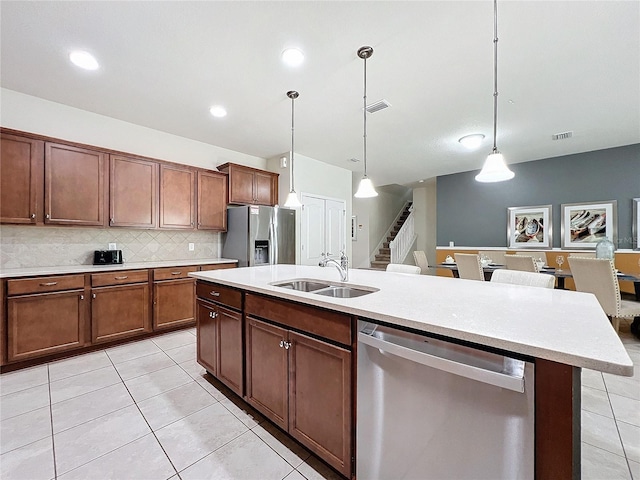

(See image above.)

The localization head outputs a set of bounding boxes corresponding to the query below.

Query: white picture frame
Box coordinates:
[561,200,617,249]
[351,215,357,241]
[507,205,552,249]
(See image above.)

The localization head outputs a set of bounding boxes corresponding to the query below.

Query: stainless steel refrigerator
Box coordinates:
[222,206,296,267]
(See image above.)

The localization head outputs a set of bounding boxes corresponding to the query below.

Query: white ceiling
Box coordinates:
[1,1,639,187]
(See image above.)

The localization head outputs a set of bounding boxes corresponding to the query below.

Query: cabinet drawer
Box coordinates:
[245,293,352,346]
[91,270,148,287]
[153,266,198,281]
[196,281,242,310]
[199,263,236,271]
[7,274,85,296]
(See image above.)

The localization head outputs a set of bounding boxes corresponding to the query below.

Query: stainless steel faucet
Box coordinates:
[319,251,349,282]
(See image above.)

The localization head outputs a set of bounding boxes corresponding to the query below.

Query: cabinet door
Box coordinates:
[1,134,43,224]
[45,142,106,226]
[254,171,275,206]
[217,305,243,395]
[110,155,157,228]
[228,167,256,205]
[197,300,218,375]
[159,164,195,229]
[7,290,86,362]
[288,331,352,477]
[153,279,195,330]
[245,317,288,430]
[197,171,227,230]
[91,284,150,343]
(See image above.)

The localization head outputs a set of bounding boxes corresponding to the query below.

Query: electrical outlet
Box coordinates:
[188,243,195,251]
[108,243,117,250]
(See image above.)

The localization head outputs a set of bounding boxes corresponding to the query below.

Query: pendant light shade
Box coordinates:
[475,0,514,183]
[283,90,302,208]
[354,46,378,198]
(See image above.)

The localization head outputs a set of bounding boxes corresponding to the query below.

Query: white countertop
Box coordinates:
[190,265,634,376]
[0,258,237,279]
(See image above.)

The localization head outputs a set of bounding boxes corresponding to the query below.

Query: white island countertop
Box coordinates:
[1,258,237,279]
[190,264,634,377]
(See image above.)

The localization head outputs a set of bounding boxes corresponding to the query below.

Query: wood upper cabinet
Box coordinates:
[110,155,157,228]
[45,142,107,226]
[197,170,227,230]
[0,133,44,224]
[245,317,289,430]
[6,275,87,362]
[160,164,195,229]
[217,163,278,206]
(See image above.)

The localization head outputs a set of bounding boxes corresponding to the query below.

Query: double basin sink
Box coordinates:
[271,279,378,298]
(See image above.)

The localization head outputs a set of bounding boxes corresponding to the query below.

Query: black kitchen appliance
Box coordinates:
[93,250,123,265]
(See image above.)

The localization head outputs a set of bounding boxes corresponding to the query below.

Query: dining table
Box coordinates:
[437,263,640,301]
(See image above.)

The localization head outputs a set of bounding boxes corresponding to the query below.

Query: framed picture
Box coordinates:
[633,198,639,250]
[351,215,357,241]
[507,205,552,248]
[561,200,617,249]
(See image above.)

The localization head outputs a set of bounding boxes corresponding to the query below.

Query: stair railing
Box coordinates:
[369,201,413,266]
[390,207,416,264]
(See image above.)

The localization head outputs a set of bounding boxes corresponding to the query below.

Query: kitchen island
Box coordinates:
[190,265,633,479]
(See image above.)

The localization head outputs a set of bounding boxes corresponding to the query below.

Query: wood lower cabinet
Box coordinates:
[45,142,107,226]
[246,317,288,429]
[91,276,151,343]
[5,274,87,362]
[197,171,228,230]
[153,266,198,330]
[217,162,278,206]
[0,133,44,224]
[196,281,244,395]
[110,155,157,228]
[243,294,353,478]
[160,164,195,229]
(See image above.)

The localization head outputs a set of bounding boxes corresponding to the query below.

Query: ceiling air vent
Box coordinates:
[365,99,391,114]
[552,131,573,140]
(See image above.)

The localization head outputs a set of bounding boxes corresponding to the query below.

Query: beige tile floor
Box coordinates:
[0,323,638,480]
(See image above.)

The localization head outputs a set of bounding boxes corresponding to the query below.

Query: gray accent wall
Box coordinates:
[437,144,640,249]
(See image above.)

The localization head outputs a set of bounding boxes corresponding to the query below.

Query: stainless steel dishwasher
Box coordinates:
[357,321,534,479]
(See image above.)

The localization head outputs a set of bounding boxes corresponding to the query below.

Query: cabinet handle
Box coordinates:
[209,311,217,319]
[191,222,194,226]
[31,213,36,219]
[283,341,291,350]
[114,276,128,280]
[39,281,58,286]
[45,214,50,219]
[92,293,96,299]
[171,271,182,275]
[80,295,84,300]
[279,340,284,348]
[209,291,220,297]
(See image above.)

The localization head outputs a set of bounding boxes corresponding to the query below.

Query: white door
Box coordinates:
[300,194,346,266]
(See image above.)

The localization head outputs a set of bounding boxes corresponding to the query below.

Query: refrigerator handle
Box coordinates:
[270,212,278,264]
[358,331,526,393]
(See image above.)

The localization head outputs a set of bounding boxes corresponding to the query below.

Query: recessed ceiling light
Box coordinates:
[209,105,227,118]
[69,50,99,70]
[458,134,485,150]
[418,180,424,183]
[281,48,304,67]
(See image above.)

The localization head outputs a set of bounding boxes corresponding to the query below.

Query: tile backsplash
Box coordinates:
[0,226,222,269]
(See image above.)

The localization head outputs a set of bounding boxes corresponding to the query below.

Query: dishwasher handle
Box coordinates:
[358,331,525,393]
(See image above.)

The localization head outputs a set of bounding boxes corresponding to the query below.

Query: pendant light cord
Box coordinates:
[492,0,499,154]
[363,53,368,178]
[290,93,295,190]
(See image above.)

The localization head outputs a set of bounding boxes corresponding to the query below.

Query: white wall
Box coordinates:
[0,88,266,170]
[351,176,412,268]
[412,179,437,273]
[266,152,352,264]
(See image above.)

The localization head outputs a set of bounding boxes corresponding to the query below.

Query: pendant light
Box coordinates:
[475,0,515,183]
[354,46,378,198]
[283,90,302,208]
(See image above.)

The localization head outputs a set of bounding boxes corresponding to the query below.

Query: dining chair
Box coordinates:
[568,257,640,332]
[454,253,484,281]
[478,250,507,265]
[413,251,429,274]
[386,263,422,274]
[490,269,555,289]
[504,255,539,273]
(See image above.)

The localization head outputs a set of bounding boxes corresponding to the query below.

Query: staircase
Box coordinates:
[370,203,413,270]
